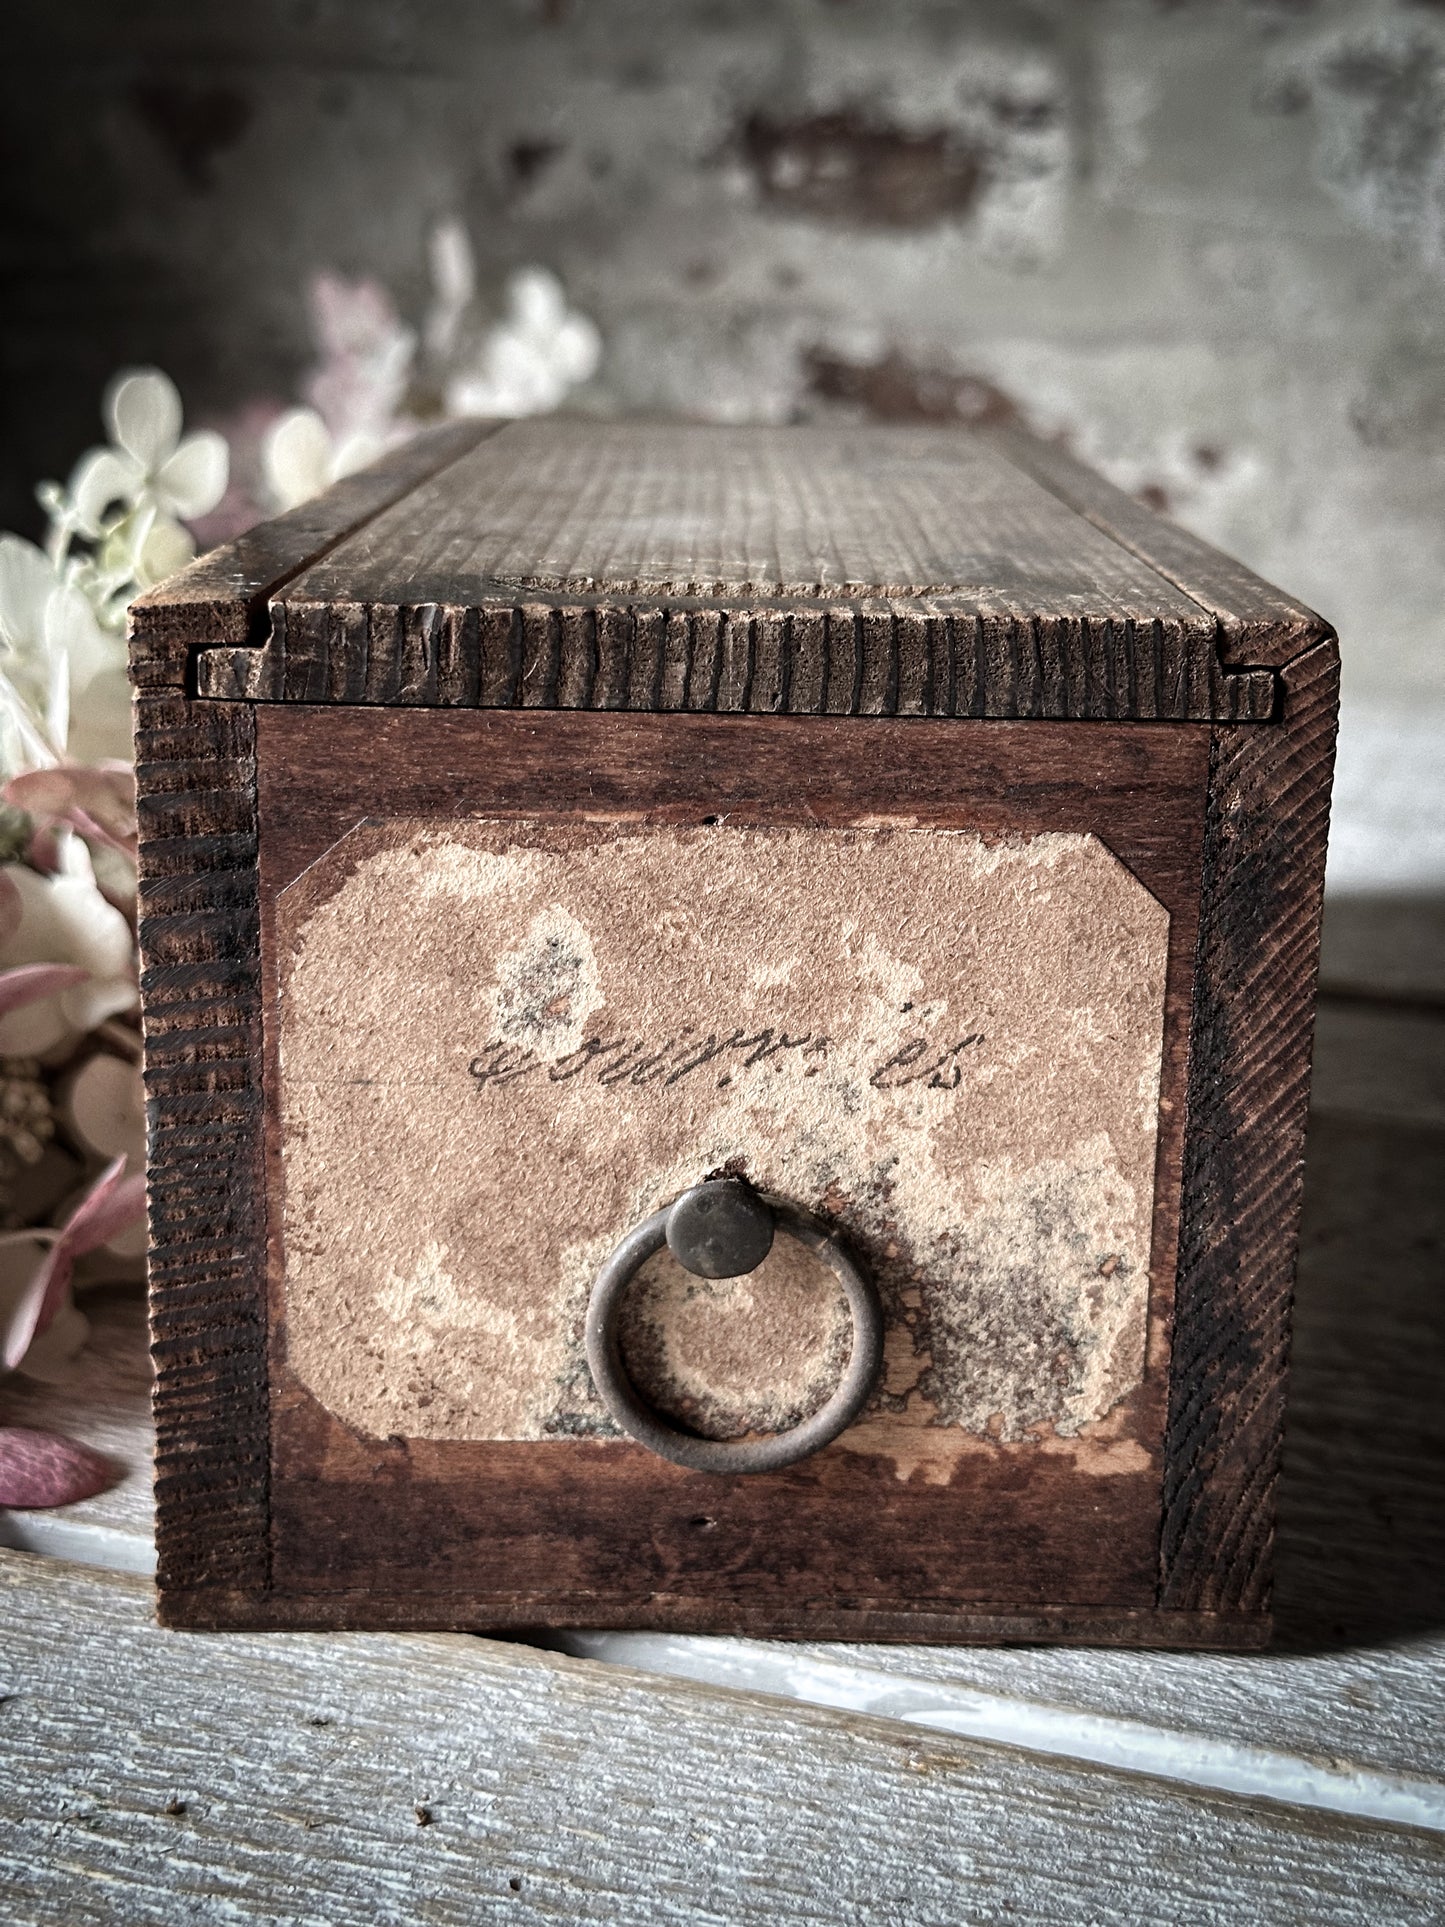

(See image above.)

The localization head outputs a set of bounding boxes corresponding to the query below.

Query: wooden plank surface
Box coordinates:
[276,421,1222,615]
[189,422,1280,719]
[987,427,1332,669]
[128,421,495,684]
[2,1548,1442,1927]
[1160,639,1337,1610]
[133,692,271,1596]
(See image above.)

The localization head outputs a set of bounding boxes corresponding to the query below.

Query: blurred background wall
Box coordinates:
[3,0,1442,906]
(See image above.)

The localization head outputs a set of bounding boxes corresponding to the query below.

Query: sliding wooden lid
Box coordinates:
[131,419,1330,721]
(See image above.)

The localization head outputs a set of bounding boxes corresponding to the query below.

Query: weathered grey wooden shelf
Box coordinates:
[3,965,1443,1922]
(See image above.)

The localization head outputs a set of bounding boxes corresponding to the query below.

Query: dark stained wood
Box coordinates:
[187,421,1281,720]
[989,427,1334,670]
[131,419,1339,1645]
[204,596,1278,723]
[134,692,269,1593]
[247,707,1207,1634]
[269,1386,1163,1615]
[156,1583,1272,1649]
[258,705,1211,892]
[129,420,495,687]
[132,431,500,1592]
[1160,641,1340,1611]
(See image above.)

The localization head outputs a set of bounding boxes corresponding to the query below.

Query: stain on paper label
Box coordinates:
[275,819,1169,1477]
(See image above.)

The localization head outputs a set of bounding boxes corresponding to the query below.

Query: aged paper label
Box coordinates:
[275,819,1169,1473]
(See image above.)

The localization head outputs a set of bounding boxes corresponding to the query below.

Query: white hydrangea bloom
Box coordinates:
[257,241,602,514]
[0,535,114,766]
[446,268,601,419]
[66,369,228,538]
[425,218,476,360]
[0,838,138,1055]
[261,407,385,513]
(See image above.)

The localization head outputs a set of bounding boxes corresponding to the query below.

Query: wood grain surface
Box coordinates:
[987,426,1332,669]
[4,1549,1443,1926]
[1161,641,1339,1611]
[128,420,1339,1645]
[129,419,494,685]
[188,421,1284,720]
[134,690,270,1595]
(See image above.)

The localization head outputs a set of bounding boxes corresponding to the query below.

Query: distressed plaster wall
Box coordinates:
[3,0,1442,883]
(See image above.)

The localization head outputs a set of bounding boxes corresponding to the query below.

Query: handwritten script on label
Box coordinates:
[278,819,1169,1450]
[468,1027,986,1094]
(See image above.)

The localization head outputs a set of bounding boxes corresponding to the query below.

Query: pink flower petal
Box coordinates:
[65,1164,148,1258]
[6,765,138,854]
[0,1426,118,1507]
[26,825,63,875]
[0,961,90,1017]
[2,1158,145,1370]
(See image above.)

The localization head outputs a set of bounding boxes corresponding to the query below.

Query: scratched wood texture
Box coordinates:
[133,690,269,1596]
[189,419,1297,720]
[1160,640,1338,1612]
[128,419,496,684]
[3,1549,1443,1927]
[128,421,1338,1644]
[986,426,1328,669]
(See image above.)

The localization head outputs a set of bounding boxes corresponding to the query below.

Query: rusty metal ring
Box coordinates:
[585,1189,883,1475]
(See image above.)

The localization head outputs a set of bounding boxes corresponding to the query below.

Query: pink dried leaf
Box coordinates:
[0,1425,117,1507]
[63,1159,148,1257]
[0,961,90,1016]
[1,1158,145,1371]
[26,824,63,875]
[6,765,138,855]
[0,1242,64,1373]
[61,804,138,862]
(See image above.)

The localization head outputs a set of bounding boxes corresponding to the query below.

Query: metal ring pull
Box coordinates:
[585,1178,884,1475]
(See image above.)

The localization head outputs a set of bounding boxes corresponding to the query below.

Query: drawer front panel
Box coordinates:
[257,707,1207,1616]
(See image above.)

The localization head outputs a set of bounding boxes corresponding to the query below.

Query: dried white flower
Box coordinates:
[306,273,417,449]
[425,218,476,360]
[0,536,113,767]
[65,369,228,537]
[0,840,137,1056]
[261,407,386,514]
[446,267,601,419]
[261,234,602,513]
[58,1048,147,1262]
